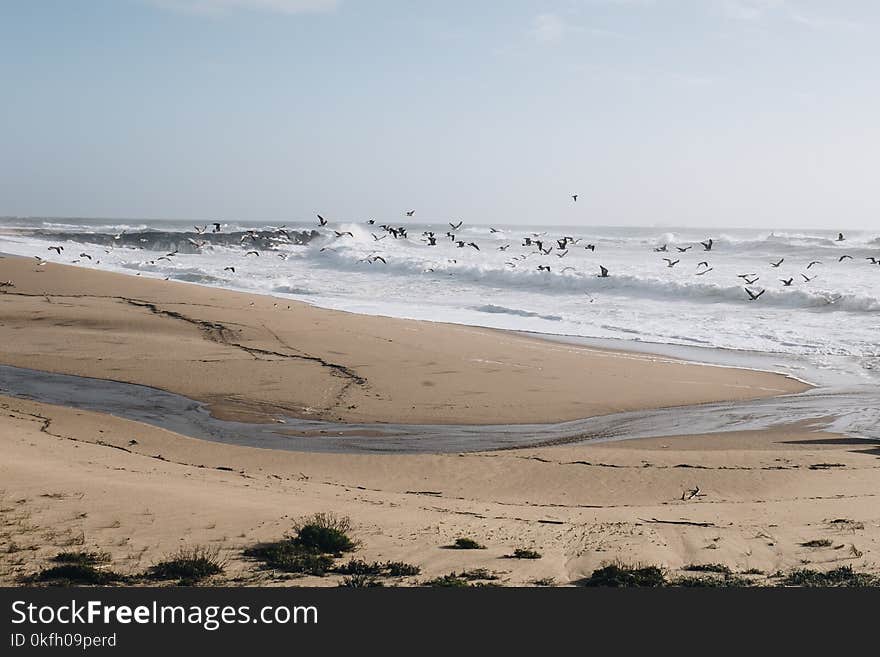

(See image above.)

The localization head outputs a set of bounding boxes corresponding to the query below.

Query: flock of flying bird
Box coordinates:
[30,202,879,304]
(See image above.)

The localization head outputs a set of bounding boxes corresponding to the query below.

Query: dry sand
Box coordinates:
[3,255,876,587]
[2,396,877,586]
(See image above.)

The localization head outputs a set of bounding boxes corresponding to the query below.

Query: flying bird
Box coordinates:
[780,278,794,286]
[745,288,765,301]
[839,255,853,262]
[770,258,784,268]
[598,265,609,278]
[663,258,679,268]
[317,214,328,226]
[48,246,63,254]
[449,221,463,230]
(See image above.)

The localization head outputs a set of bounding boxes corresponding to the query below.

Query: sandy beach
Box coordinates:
[3,255,877,586]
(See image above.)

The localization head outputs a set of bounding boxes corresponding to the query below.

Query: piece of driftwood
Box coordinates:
[639,517,716,528]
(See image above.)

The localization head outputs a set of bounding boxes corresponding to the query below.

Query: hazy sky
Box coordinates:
[1,0,879,228]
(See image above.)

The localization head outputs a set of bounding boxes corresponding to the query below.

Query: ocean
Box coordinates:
[2,217,879,444]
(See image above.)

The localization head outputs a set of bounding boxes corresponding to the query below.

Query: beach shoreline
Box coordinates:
[0,254,808,429]
[2,254,878,586]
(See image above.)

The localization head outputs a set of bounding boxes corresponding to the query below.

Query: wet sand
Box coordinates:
[0,255,806,427]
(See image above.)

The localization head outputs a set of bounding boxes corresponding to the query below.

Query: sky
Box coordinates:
[1,0,879,229]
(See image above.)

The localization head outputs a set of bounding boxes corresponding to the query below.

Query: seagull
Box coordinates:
[466,242,480,251]
[839,254,853,262]
[654,244,668,252]
[866,257,878,264]
[701,238,713,251]
[801,273,815,282]
[837,232,845,241]
[224,266,235,273]
[598,265,609,278]
[245,250,260,257]
[780,278,794,286]
[406,209,415,217]
[498,244,511,251]
[317,214,328,226]
[663,258,680,268]
[695,268,713,276]
[79,253,92,260]
[677,246,693,252]
[743,276,760,285]
[489,227,500,233]
[697,261,709,269]
[745,288,765,301]
[212,223,222,233]
[48,246,63,254]
[370,255,387,264]
[806,261,822,269]
[770,258,784,268]
[334,231,354,238]
[194,225,207,234]
[571,194,578,202]
[187,238,206,248]
[537,265,551,272]
[584,244,596,252]
[556,249,568,258]
[449,220,463,230]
